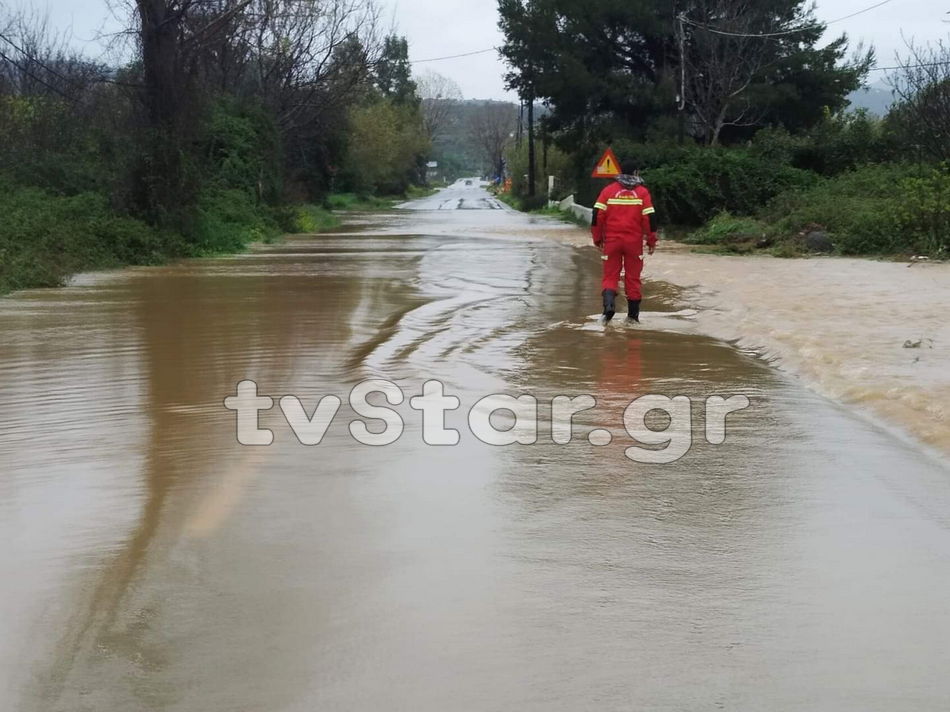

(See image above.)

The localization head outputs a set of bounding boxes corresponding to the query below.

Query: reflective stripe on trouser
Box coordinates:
[602,239,645,301]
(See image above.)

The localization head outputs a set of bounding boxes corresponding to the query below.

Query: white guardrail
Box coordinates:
[556,194,593,224]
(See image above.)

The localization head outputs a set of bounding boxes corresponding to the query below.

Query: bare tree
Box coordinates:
[682,1,774,146]
[889,38,950,162]
[416,69,462,142]
[0,7,102,100]
[0,6,117,192]
[468,100,517,178]
[231,0,382,194]
[123,0,382,219]
[233,0,380,127]
[2,0,388,213]
[130,0,234,218]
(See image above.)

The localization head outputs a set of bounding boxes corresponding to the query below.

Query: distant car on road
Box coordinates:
[465,180,473,186]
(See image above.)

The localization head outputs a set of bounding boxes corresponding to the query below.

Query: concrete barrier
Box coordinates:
[557,194,593,224]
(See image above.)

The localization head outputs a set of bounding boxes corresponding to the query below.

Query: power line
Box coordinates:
[0,29,103,99]
[431,1,899,61]
[0,29,134,91]
[682,0,898,38]
[0,48,77,102]
[869,60,950,72]
[682,16,804,38]
[677,4,950,77]
[825,0,899,25]
[0,30,76,85]
[411,47,497,64]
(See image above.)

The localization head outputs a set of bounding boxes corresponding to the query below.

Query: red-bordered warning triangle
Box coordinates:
[591,148,622,178]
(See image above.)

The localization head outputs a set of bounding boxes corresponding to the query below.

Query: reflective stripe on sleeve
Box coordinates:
[594,202,608,210]
[642,207,656,215]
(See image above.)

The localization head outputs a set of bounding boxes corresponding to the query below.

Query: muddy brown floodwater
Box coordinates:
[2,180,950,711]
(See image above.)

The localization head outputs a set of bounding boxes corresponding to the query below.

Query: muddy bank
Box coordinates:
[517,219,950,458]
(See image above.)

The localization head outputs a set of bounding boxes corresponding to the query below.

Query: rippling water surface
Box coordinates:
[2,181,950,710]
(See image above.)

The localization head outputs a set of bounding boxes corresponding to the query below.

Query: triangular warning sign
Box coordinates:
[592,148,622,179]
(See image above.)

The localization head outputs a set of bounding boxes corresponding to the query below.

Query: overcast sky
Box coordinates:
[21,0,950,98]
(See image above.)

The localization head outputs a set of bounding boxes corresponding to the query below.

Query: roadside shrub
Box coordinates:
[324,193,392,210]
[572,140,693,207]
[203,98,283,202]
[686,162,949,257]
[0,94,121,197]
[761,164,919,254]
[339,99,430,196]
[0,186,173,294]
[647,148,816,225]
[751,111,895,177]
[794,109,890,176]
[750,126,806,166]
[609,139,693,172]
[286,205,341,233]
[519,194,549,212]
[506,140,578,202]
[895,166,950,256]
[685,212,768,245]
[189,188,280,254]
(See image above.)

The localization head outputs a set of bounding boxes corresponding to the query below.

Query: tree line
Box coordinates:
[499,0,874,148]
[0,1,433,226]
[498,0,950,256]
[0,1,525,293]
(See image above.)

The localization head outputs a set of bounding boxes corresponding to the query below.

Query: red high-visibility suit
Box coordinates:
[591,182,658,301]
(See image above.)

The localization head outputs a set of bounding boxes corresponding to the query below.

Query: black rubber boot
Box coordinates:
[602,289,617,324]
[627,299,641,323]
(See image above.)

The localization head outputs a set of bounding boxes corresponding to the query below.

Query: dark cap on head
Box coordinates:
[616,155,640,175]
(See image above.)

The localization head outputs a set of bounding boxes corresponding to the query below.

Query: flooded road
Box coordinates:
[3,180,950,710]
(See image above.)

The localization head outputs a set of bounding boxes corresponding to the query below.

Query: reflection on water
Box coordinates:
[2,183,950,710]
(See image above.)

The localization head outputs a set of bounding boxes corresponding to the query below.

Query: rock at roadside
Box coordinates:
[805,231,834,253]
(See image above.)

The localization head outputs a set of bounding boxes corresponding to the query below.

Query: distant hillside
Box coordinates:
[847,84,895,116]
[431,91,895,179]
[430,100,521,181]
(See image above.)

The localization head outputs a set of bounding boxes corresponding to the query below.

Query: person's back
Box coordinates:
[596,182,654,245]
[591,159,658,323]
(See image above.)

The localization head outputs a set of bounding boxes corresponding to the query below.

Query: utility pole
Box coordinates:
[676,11,688,145]
[543,123,553,204]
[527,95,536,197]
[517,100,524,146]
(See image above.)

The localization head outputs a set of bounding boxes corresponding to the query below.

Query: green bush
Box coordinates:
[338,99,429,196]
[572,140,693,208]
[189,188,281,254]
[761,163,927,255]
[324,193,393,211]
[749,126,805,167]
[647,148,816,225]
[519,193,550,212]
[0,186,175,295]
[0,95,124,197]
[570,141,813,226]
[685,212,768,245]
[895,166,950,256]
[203,98,282,202]
[505,140,575,202]
[286,205,341,233]
[608,139,693,172]
[0,177,304,297]
[685,162,949,257]
[753,110,891,177]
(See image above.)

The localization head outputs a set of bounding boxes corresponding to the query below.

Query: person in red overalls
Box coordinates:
[590,158,658,324]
